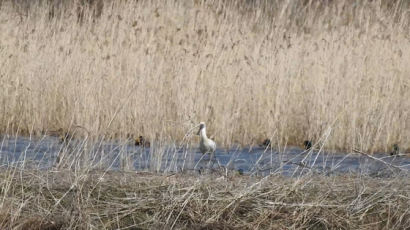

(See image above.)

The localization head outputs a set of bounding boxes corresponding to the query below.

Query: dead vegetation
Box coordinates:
[0,0,409,152]
[0,169,408,229]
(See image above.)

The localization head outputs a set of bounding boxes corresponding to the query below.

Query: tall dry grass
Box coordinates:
[0,0,409,152]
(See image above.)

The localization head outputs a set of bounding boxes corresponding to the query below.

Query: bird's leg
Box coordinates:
[194,153,208,170]
[207,151,216,169]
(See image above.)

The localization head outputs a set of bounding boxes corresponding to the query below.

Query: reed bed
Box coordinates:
[0,0,409,152]
[0,169,408,229]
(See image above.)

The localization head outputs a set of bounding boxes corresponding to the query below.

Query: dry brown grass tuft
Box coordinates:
[0,169,408,229]
[0,0,409,153]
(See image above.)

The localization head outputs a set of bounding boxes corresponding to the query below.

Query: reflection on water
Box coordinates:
[0,136,409,177]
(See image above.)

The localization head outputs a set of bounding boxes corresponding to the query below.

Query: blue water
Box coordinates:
[1,135,409,177]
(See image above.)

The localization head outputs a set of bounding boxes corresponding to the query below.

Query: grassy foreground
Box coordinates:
[0,0,409,152]
[0,169,408,229]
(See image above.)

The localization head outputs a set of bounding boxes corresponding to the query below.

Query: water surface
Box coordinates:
[1,136,409,178]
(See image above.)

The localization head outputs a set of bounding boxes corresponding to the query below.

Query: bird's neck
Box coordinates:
[199,128,208,140]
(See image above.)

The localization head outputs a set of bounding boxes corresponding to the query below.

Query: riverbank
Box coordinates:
[0,169,408,229]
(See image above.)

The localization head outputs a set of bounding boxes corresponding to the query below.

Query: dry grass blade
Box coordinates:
[353,149,405,172]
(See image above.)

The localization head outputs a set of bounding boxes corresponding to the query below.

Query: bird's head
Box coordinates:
[197,122,206,135]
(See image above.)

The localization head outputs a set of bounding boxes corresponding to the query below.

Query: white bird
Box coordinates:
[197,122,216,155]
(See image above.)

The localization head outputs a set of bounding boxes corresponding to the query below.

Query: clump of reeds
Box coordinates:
[0,169,408,229]
[0,0,409,153]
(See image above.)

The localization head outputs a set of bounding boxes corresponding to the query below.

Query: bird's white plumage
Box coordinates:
[198,122,216,154]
